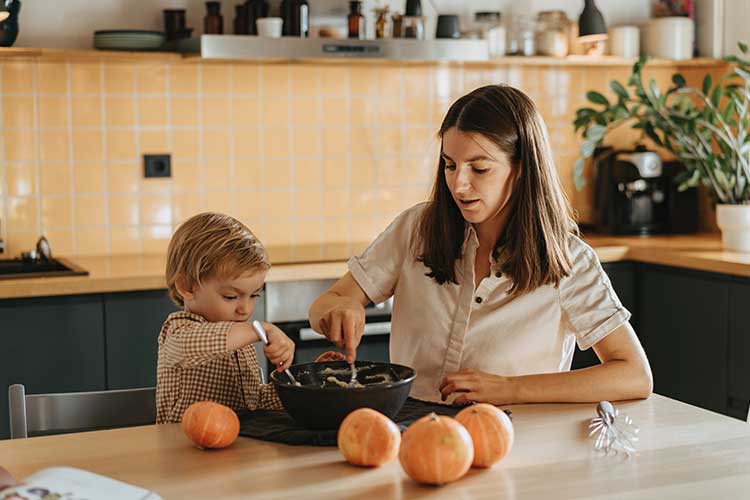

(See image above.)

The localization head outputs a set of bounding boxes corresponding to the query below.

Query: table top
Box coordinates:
[2,394,749,499]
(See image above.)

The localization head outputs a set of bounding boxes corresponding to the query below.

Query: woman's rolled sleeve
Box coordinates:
[559,239,631,351]
[348,204,424,304]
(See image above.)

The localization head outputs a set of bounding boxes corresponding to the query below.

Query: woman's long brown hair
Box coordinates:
[417,84,578,295]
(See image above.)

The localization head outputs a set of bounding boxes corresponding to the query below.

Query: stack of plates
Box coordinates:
[94,30,166,51]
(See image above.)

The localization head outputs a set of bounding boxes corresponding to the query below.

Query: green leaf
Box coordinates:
[648,78,661,100]
[702,74,712,95]
[580,139,597,157]
[584,123,606,141]
[609,80,629,100]
[711,85,722,107]
[586,91,610,106]
[672,73,686,88]
[574,158,586,191]
[740,41,749,54]
[644,122,663,147]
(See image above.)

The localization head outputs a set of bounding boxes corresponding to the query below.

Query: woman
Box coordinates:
[309,85,652,405]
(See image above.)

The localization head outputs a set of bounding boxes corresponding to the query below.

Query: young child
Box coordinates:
[156,212,297,424]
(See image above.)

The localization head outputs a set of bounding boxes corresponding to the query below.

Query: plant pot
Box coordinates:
[716,204,750,252]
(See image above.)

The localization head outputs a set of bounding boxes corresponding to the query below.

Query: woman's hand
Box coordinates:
[314,351,347,362]
[439,369,517,406]
[263,322,295,372]
[318,297,366,364]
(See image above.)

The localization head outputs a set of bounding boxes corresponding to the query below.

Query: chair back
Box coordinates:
[8,384,156,439]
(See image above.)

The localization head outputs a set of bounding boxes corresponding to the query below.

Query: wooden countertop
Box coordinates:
[1,234,748,300]
[2,395,749,499]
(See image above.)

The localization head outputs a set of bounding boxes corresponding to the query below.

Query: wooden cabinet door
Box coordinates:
[0,295,105,439]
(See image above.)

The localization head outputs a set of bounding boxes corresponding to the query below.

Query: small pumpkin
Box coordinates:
[338,408,401,467]
[182,401,240,449]
[399,413,474,485]
[455,403,514,468]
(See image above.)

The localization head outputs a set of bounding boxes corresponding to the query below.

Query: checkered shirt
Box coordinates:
[156,311,284,424]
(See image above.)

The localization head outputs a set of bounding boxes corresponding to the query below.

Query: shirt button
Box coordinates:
[495,272,502,278]
[475,296,483,304]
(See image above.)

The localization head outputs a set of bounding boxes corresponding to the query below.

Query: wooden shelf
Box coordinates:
[0,46,727,69]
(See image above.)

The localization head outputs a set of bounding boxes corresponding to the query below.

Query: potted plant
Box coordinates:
[573,42,750,252]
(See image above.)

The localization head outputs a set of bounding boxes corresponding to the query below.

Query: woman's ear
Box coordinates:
[175,275,195,301]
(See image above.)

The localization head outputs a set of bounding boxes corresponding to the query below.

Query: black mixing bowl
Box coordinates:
[270,360,416,430]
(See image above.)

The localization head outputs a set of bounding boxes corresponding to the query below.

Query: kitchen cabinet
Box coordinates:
[104,291,178,390]
[0,295,105,439]
[571,262,636,370]
[728,278,750,421]
[637,264,729,415]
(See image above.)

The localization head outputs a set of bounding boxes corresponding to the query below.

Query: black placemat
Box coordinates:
[237,398,511,446]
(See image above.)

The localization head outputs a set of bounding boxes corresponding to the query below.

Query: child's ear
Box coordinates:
[175,275,195,301]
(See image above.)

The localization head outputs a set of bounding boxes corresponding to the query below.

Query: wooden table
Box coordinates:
[2,395,749,499]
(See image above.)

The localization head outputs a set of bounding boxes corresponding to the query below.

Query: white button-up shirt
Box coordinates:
[348,203,630,402]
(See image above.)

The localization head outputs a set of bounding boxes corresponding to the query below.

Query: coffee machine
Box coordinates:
[593,146,697,235]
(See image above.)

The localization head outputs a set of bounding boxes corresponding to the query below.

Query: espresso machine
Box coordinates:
[593,146,697,235]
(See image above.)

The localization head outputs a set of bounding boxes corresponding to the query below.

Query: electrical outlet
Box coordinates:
[144,154,171,178]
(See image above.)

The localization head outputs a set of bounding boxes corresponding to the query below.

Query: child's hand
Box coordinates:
[314,351,347,362]
[262,322,295,372]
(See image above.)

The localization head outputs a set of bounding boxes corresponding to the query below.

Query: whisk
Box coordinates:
[588,401,639,457]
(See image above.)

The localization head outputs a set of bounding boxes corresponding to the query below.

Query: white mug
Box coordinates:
[609,25,640,58]
[257,17,283,38]
[645,17,694,60]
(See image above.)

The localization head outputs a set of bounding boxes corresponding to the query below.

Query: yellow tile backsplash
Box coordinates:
[0,57,724,258]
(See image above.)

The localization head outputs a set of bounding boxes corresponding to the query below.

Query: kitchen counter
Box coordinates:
[1,234,748,300]
[2,394,749,498]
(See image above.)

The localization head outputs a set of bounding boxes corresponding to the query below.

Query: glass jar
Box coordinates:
[536,10,570,57]
[474,11,506,57]
[507,13,536,56]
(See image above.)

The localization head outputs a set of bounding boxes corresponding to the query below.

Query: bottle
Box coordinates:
[204,1,223,35]
[244,0,270,36]
[402,0,424,39]
[234,4,248,35]
[348,1,364,39]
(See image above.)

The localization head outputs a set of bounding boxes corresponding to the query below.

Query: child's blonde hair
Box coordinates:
[166,212,270,306]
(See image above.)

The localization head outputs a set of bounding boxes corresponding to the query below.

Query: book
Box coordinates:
[0,466,162,500]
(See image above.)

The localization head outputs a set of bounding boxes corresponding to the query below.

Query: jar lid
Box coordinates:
[475,11,501,22]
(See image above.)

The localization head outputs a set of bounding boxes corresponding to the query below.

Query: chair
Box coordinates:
[8,384,156,439]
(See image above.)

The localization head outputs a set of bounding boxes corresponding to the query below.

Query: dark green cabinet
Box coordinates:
[728,279,750,420]
[571,262,636,370]
[0,295,106,439]
[104,290,178,390]
[637,265,729,415]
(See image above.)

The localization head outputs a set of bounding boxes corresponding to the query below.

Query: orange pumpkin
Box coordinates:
[338,408,401,467]
[399,413,474,485]
[455,403,514,468]
[182,401,240,449]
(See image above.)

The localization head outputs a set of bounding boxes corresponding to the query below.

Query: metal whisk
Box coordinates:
[588,401,639,457]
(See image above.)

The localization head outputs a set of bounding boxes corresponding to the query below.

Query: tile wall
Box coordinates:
[0,57,722,260]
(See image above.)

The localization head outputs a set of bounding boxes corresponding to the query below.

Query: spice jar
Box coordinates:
[401,0,425,39]
[474,11,506,57]
[374,6,391,39]
[536,10,570,57]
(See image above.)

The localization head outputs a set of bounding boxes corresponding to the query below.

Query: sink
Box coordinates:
[0,257,88,280]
